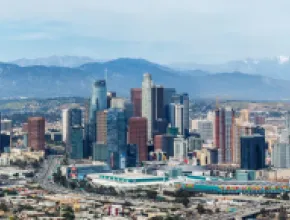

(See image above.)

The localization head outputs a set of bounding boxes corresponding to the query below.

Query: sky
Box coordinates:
[1,0,290,64]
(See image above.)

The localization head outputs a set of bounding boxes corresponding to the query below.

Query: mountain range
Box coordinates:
[170,56,290,80]
[1,57,290,100]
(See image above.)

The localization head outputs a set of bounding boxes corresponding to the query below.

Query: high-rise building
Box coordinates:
[28,117,45,151]
[126,144,138,167]
[153,134,174,158]
[1,119,12,132]
[131,88,142,117]
[240,135,265,170]
[163,88,176,122]
[152,85,164,120]
[142,73,153,141]
[215,107,235,164]
[106,109,127,169]
[128,117,148,162]
[70,126,84,159]
[170,93,189,135]
[107,91,116,108]
[233,121,253,165]
[272,143,290,168]
[96,111,108,144]
[197,120,213,143]
[62,108,82,154]
[175,104,184,135]
[254,115,266,126]
[188,136,203,151]
[89,80,107,121]
[93,143,108,162]
[110,98,133,122]
[174,136,188,159]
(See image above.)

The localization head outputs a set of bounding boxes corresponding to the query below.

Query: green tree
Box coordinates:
[197,203,205,215]
[281,192,289,200]
[61,206,75,220]
[0,202,8,212]
[278,206,287,220]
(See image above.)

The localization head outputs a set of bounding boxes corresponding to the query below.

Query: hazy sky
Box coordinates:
[1,0,290,63]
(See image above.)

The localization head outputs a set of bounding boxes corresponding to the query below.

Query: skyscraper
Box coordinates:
[128,117,148,162]
[240,135,265,170]
[87,80,108,157]
[62,108,82,155]
[28,117,45,151]
[131,88,142,117]
[96,110,108,144]
[106,109,127,169]
[215,107,235,164]
[70,126,84,159]
[175,104,184,135]
[142,73,153,141]
[272,143,290,168]
[107,91,116,108]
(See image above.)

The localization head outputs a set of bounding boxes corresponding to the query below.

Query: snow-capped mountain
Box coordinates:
[170,56,290,80]
[11,55,99,68]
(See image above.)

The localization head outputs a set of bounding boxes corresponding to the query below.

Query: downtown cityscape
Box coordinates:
[2,1,290,220]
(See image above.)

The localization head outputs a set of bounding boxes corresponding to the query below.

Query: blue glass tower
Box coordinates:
[240,134,265,170]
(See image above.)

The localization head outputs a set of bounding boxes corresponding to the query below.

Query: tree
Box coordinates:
[215,208,220,213]
[69,181,77,190]
[0,202,8,212]
[146,190,157,200]
[62,153,69,165]
[61,206,75,220]
[281,192,289,200]
[197,203,205,215]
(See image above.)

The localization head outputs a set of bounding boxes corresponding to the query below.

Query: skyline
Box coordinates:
[2,0,290,64]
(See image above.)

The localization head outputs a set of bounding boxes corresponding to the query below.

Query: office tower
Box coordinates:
[188,136,203,151]
[128,117,148,162]
[126,144,138,167]
[131,88,142,117]
[1,119,12,132]
[233,121,253,165]
[152,85,164,120]
[175,104,184,135]
[93,143,108,162]
[153,134,174,158]
[240,135,265,170]
[62,108,82,154]
[182,93,190,134]
[107,109,127,169]
[142,73,153,141]
[286,111,290,132]
[163,88,176,121]
[110,97,133,122]
[169,103,176,127]
[153,118,168,135]
[22,123,28,133]
[89,80,107,121]
[197,120,213,143]
[96,111,108,144]
[83,99,90,158]
[88,80,107,143]
[1,134,10,153]
[272,143,290,168]
[107,91,116,108]
[0,112,1,153]
[28,117,45,151]
[215,107,235,164]
[174,136,188,159]
[70,126,84,159]
[170,93,189,135]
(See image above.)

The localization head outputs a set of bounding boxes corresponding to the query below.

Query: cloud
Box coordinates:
[11,32,55,41]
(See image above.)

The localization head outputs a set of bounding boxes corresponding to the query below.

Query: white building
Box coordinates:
[197,120,213,143]
[272,143,290,168]
[142,73,153,141]
[62,109,69,143]
[1,119,12,132]
[175,104,184,135]
[174,136,188,159]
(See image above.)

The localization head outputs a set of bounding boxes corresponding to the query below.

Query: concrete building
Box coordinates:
[93,143,108,162]
[153,134,175,158]
[197,120,213,143]
[107,91,116,108]
[188,136,203,151]
[240,135,265,170]
[174,136,188,159]
[175,104,184,135]
[128,117,148,162]
[96,111,108,144]
[215,107,235,164]
[1,119,12,132]
[171,93,189,135]
[28,117,45,151]
[110,97,133,122]
[142,73,153,141]
[131,88,142,117]
[272,143,290,168]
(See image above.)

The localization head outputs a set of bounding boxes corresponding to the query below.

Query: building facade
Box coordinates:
[131,88,142,117]
[28,117,45,151]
